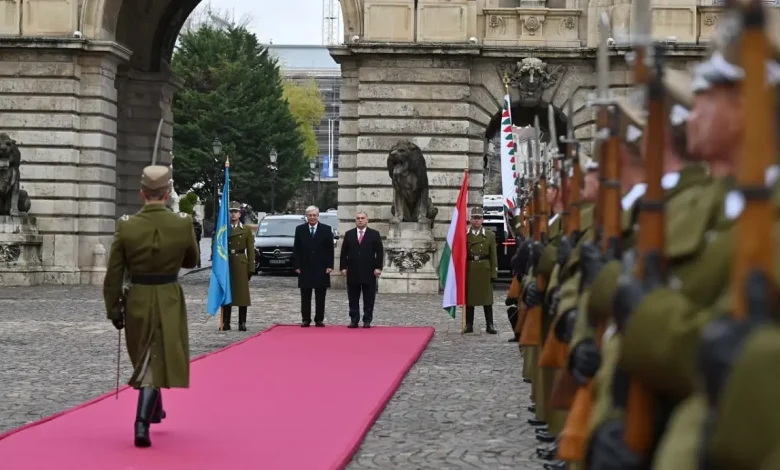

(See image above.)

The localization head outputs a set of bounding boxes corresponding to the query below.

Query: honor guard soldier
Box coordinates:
[464,207,499,334]
[103,164,200,448]
[221,201,255,331]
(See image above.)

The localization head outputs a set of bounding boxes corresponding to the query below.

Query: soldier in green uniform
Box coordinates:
[464,207,498,334]
[103,164,200,448]
[220,201,256,331]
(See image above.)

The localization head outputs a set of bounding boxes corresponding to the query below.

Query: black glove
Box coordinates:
[513,240,532,274]
[547,286,562,317]
[530,241,545,269]
[523,281,543,308]
[507,305,518,320]
[569,339,601,385]
[557,235,573,267]
[698,270,769,408]
[587,420,642,470]
[111,317,124,331]
[580,242,607,289]
[505,296,516,306]
[613,250,663,332]
[555,308,577,343]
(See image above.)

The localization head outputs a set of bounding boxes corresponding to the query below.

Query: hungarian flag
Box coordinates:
[438,170,469,318]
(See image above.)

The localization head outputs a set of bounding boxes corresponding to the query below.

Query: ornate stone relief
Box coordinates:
[0,244,21,263]
[386,249,431,272]
[498,58,564,105]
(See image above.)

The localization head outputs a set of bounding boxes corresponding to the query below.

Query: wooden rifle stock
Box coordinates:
[729,0,775,320]
[549,368,578,410]
[624,43,666,455]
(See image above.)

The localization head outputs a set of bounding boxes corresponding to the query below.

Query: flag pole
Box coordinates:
[218,156,231,331]
[461,167,469,334]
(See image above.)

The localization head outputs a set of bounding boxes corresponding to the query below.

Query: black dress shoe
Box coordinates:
[523,378,532,383]
[536,442,557,455]
[527,405,536,413]
[508,336,519,342]
[535,425,549,434]
[348,322,359,329]
[528,418,546,426]
[238,323,247,332]
[486,325,497,334]
[537,432,556,443]
[301,321,311,328]
[363,322,371,329]
[539,449,557,461]
[543,462,566,470]
[315,321,325,327]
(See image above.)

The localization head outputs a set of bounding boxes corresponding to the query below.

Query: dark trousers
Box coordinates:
[301,288,327,323]
[465,305,494,327]
[221,305,247,327]
[196,237,202,267]
[347,282,376,323]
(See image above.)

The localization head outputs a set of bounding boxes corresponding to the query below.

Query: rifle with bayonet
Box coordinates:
[620,0,665,454]
[559,12,620,462]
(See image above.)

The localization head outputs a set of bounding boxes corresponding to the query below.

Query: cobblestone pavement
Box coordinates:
[0,272,546,469]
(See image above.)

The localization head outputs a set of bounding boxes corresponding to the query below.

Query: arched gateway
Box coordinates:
[0,0,725,284]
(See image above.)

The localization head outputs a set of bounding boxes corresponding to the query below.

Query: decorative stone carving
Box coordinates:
[387,141,439,228]
[386,249,431,272]
[563,17,575,29]
[524,16,542,35]
[0,244,21,263]
[379,222,438,294]
[499,58,564,105]
[0,133,32,216]
[703,13,715,26]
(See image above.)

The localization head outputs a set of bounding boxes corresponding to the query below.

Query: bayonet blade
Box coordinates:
[151,118,164,166]
[598,13,611,100]
[548,104,559,155]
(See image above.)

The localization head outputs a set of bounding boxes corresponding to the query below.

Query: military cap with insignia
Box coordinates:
[141,165,171,190]
[229,201,241,211]
[471,207,484,217]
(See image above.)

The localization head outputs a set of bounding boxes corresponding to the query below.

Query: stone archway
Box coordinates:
[79,0,360,216]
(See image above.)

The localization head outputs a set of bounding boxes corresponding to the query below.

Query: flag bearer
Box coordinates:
[221,201,255,331]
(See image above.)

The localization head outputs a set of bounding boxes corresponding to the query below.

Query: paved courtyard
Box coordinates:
[0,269,544,469]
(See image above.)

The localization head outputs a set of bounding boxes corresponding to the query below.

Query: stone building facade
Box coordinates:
[0,0,734,284]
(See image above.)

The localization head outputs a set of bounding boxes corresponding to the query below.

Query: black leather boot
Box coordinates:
[484,306,497,334]
[238,307,247,331]
[134,387,159,447]
[221,306,232,331]
[150,390,166,424]
[463,307,475,333]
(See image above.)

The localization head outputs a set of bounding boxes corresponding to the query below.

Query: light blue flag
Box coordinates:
[207,165,232,315]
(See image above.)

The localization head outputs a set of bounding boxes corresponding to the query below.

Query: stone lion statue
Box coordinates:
[387,141,438,228]
[0,133,31,216]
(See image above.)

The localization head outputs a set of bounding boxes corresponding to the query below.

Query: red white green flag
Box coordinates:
[437,170,469,318]
[500,94,519,215]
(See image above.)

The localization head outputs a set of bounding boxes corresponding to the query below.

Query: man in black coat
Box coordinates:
[339,211,384,328]
[293,206,335,327]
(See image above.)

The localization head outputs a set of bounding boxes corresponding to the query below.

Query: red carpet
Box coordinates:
[0,324,434,470]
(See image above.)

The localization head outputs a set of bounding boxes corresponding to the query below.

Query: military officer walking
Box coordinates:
[103,165,200,448]
[220,201,255,331]
[464,207,498,334]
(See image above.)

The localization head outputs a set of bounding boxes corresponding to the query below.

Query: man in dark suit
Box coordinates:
[293,205,334,327]
[339,211,384,328]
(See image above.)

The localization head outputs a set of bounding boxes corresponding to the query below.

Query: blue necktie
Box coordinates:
[310,226,315,238]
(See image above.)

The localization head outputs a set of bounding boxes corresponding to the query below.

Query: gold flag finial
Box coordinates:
[225,156,230,168]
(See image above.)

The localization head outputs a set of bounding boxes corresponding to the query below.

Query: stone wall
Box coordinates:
[0,40,130,284]
[332,50,485,276]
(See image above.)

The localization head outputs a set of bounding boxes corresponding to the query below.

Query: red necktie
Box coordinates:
[358,230,364,244]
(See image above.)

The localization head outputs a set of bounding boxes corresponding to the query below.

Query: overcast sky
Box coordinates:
[197,0,344,45]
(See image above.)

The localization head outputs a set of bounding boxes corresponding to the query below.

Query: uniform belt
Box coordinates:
[469,255,490,262]
[230,249,246,255]
[130,273,179,285]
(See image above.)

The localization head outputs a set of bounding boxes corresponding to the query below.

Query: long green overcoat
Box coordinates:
[103,204,199,389]
[227,223,255,306]
[465,228,498,306]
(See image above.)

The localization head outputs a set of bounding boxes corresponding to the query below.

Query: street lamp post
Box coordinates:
[269,148,278,213]
[211,137,222,223]
[309,159,317,203]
